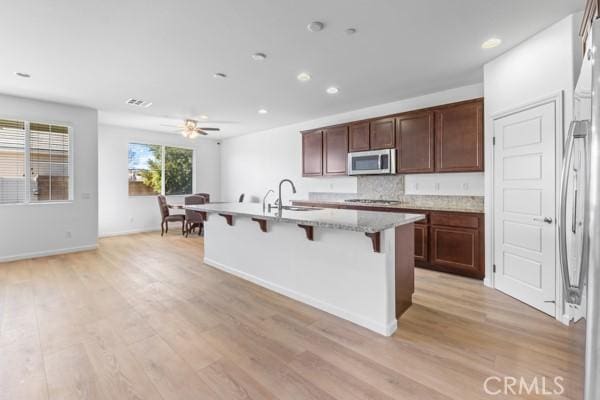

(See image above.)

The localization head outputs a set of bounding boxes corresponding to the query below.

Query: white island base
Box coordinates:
[202,215,414,336]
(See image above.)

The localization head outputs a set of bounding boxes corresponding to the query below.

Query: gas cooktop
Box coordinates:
[344,199,401,205]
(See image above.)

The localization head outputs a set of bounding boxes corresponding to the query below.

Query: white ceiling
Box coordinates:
[0,0,583,138]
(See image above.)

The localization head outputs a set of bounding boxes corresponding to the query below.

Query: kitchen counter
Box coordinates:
[186,202,425,233]
[292,199,484,214]
[187,202,420,336]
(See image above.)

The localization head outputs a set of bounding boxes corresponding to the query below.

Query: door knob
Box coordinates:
[533,217,553,224]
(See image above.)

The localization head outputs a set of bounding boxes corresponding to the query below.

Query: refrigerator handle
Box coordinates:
[558,120,590,305]
[572,173,578,234]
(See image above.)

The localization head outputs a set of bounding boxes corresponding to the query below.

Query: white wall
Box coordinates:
[220,83,484,203]
[483,13,580,293]
[98,124,221,237]
[404,173,484,196]
[0,94,98,262]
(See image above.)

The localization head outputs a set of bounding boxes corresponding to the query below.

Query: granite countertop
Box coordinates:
[293,199,484,214]
[185,203,425,233]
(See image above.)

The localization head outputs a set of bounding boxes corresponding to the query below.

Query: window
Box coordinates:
[128,143,161,196]
[30,123,70,201]
[165,146,193,195]
[0,119,26,204]
[0,119,71,205]
[128,143,194,196]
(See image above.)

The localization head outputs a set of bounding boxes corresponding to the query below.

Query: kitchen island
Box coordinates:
[185,203,425,335]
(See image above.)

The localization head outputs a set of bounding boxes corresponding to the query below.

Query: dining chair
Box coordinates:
[194,193,210,203]
[157,195,185,236]
[185,195,207,237]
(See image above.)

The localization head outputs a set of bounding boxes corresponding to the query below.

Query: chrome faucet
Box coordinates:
[276,179,297,209]
[262,189,275,212]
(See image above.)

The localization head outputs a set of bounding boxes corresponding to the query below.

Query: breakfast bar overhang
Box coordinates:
[186,203,425,335]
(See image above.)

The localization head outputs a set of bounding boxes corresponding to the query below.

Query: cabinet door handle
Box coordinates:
[533,217,553,224]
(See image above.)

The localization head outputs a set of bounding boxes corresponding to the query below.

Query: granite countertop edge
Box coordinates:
[185,204,425,233]
[292,199,484,214]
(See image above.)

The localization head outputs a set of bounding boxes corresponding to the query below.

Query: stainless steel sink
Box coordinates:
[280,205,322,212]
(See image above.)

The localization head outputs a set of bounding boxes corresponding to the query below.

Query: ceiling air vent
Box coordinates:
[125,98,152,108]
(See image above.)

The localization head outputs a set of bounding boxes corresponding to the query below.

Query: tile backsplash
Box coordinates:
[357,175,405,200]
[307,173,484,212]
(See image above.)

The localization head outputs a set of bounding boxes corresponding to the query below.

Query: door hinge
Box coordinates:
[493,264,496,273]
[492,137,496,145]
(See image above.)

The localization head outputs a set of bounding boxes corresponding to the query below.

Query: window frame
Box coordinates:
[127,141,196,198]
[0,117,74,206]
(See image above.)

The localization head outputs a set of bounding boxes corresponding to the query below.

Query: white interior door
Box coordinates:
[493,100,557,315]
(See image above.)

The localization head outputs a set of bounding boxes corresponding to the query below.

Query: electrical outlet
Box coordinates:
[462,183,470,190]
[65,231,72,239]
[435,183,440,191]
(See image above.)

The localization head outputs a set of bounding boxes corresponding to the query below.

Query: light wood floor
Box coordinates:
[0,232,585,399]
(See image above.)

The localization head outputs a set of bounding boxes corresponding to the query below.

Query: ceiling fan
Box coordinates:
[162,119,220,139]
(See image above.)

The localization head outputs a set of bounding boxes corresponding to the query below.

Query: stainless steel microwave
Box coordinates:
[347,149,396,175]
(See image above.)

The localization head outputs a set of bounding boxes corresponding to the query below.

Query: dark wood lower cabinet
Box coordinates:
[429,226,481,278]
[292,200,485,279]
[413,224,428,262]
[420,211,484,279]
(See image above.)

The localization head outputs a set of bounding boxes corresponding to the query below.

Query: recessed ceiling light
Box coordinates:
[213,72,227,78]
[326,86,339,95]
[297,72,311,82]
[15,72,31,78]
[307,21,325,32]
[345,28,357,35]
[252,52,267,61]
[199,115,208,120]
[481,37,502,49]
[258,108,268,114]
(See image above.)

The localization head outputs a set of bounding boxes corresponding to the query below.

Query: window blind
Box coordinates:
[29,123,70,201]
[0,119,26,204]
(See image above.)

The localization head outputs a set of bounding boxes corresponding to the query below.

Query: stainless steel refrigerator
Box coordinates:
[563,17,600,400]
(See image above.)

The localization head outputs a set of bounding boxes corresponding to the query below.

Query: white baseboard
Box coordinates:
[204,257,397,336]
[99,227,159,238]
[559,312,572,326]
[0,244,98,263]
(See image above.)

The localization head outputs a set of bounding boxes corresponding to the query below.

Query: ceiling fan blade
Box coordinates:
[195,129,209,135]
[198,127,220,131]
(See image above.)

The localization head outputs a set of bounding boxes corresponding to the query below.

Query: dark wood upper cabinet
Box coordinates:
[349,122,370,152]
[323,126,349,176]
[370,117,396,149]
[434,100,483,172]
[302,130,323,177]
[396,111,435,173]
[301,98,484,176]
